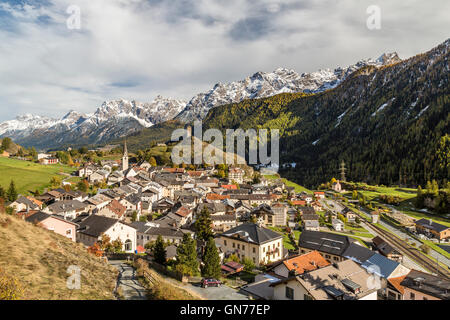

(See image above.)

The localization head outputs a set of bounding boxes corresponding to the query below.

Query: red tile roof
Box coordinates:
[175,206,192,217]
[206,193,230,201]
[106,200,127,218]
[282,250,330,275]
[388,275,407,295]
[221,185,238,190]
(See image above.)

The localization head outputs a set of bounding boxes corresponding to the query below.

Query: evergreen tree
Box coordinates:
[416,185,424,208]
[153,235,166,265]
[1,137,12,150]
[194,207,213,241]
[0,185,5,199]
[201,237,221,279]
[431,180,439,195]
[176,233,199,276]
[29,147,37,160]
[6,180,18,202]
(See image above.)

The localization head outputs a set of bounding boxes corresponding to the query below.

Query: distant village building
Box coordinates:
[228,166,244,184]
[41,157,59,165]
[332,180,342,192]
[414,219,450,240]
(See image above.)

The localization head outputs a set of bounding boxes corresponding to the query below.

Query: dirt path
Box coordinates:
[109,260,147,300]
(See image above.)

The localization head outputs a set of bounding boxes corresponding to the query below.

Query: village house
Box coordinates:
[130,221,190,247]
[341,207,356,222]
[271,259,378,300]
[26,211,78,242]
[85,193,113,213]
[414,218,450,240]
[10,196,42,212]
[75,214,137,252]
[119,194,142,217]
[108,171,124,185]
[400,270,450,300]
[271,203,288,227]
[211,214,237,232]
[302,213,320,231]
[372,236,403,262]
[97,199,127,220]
[268,250,331,278]
[43,200,89,219]
[298,230,355,263]
[89,169,110,183]
[78,165,98,178]
[217,223,283,266]
[40,157,59,165]
[314,191,325,199]
[332,218,345,231]
[228,167,245,184]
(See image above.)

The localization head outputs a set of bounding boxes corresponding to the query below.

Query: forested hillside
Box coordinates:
[202,39,449,188]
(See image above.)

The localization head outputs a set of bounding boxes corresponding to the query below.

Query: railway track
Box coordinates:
[350,207,450,279]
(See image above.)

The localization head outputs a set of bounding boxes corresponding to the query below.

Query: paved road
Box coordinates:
[109,260,147,300]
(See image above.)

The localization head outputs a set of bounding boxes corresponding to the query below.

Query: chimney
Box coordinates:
[429,219,432,226]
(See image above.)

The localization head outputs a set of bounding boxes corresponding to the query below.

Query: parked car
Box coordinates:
[201,278,222,288]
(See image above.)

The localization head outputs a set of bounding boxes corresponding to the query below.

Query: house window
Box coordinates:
[242,245,245,250]
[224,240,227,246]
[410,292,415,299]
[253,247,256,253]
[237,244,240,249]
[285,287,294,300]
[232,243,235,248]
[124,239,132,251]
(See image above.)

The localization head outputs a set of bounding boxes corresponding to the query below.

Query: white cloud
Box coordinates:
[0,0,449,121]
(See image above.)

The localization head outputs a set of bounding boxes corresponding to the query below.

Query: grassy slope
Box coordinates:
[0,213,117,300]
[263,174,313,194]
[0,157,75,195]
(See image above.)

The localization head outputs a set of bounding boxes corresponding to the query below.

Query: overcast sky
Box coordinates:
[0,0,449,122]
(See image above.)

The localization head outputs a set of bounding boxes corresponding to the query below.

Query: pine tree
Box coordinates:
[0,185,5,199]
[194,207,213,241]
[153,235,166,265]
[201,237,221,279]
[6,180,18,202]
[416,185,424,208]
[176,233,199,276]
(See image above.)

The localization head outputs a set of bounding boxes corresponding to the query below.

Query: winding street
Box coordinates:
[109,260,147,300]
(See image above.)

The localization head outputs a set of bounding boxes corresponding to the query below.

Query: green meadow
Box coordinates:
[263,174,313,194]
[0,157,75,195]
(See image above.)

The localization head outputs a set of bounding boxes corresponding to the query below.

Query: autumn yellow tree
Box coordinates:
[0,268,24,300]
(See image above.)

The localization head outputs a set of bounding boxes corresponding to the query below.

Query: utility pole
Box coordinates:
[340,160,346,182]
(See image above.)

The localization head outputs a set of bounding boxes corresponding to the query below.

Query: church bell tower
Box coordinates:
[122,140,129,171]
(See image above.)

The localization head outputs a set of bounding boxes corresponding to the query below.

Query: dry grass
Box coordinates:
[0,213,118,300]
[133,259,201,300]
